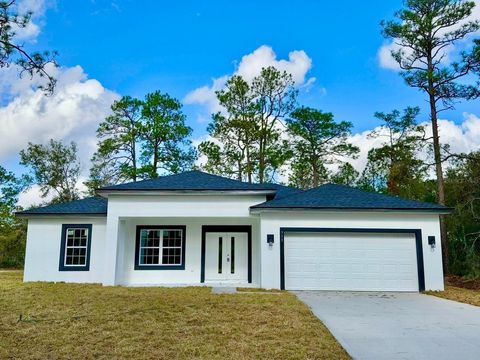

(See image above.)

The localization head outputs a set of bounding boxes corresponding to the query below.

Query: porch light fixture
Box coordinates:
[428,236,436,249]
[267,234,274,247]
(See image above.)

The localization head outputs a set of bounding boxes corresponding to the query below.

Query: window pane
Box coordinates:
[79,237,87,247]
[138,228,183,267]
[163,230,181,246]
[218,237,222,274]
[141,230,160,247]
[140,247,159,265]
[231,237,235,274]
[63,226,90,268]
[67,236,74,247]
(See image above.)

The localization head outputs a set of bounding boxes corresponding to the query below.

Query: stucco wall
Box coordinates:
[23,195,444,291]
[258,211,444,291]
[103,194,266,285]
[23,217,107,283]
[116,217,260,286]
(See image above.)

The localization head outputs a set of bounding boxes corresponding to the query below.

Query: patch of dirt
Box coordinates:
[445,276,480,290]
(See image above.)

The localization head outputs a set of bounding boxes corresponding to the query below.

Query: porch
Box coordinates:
[104,216,261,287]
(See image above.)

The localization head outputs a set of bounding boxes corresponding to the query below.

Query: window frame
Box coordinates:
[134,225,186,270]
[59,224,92,271]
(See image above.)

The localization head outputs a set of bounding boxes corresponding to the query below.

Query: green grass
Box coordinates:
[425,286,480,307]
[0,270,349,359]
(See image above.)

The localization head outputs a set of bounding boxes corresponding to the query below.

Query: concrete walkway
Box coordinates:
[295,291,480,360]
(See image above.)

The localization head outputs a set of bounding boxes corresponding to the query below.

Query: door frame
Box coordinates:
[201,225,252,284]
[279,227,425,291]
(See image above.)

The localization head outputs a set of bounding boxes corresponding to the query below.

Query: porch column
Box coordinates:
[103,215,121,286]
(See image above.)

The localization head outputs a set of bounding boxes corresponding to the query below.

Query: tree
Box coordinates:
[252,67,297,183]
[0,0,57,93]
[199,67,297,183]
[0,166,28,268]
[444,151,480,277]
[84,152,122,195]
[199,76,258,182]
[139,91,196,178]
[20,139,81,203]
[358,108,429,200]
[89,96,142,189]
[286,107,359,189]
[331,162,359,187]
[381,0,480,271]
[0,165,26,226]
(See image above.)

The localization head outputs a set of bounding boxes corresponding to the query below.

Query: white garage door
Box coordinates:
[284,232,419,291]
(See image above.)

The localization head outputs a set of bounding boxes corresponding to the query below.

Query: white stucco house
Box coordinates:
[17,170,450,291]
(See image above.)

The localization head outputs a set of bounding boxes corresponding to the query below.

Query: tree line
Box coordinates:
[0,0,479,277]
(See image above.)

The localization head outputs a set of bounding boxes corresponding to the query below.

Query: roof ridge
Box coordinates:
[96,170,280,192]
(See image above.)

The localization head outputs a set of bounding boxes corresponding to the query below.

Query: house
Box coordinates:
[17,170,450,291]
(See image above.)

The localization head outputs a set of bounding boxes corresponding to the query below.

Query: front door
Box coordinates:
[204,232,248,283]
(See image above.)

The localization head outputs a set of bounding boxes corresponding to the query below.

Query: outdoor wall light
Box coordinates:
[267,234,274,247]
[428,236,436,249]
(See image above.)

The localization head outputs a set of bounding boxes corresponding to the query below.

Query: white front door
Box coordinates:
[205,232,248,283]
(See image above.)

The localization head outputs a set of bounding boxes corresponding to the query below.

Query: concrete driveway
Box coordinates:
[295,291,480,360]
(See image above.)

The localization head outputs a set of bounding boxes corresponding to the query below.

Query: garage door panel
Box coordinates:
[284,232,419,291]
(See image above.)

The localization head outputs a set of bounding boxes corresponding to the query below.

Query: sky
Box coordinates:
[1,0,480,206]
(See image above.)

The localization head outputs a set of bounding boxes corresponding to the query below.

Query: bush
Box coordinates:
[448,232,480,279]
[0,225,26,268]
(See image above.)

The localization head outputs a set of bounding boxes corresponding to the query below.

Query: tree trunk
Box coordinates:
[312,158,319,188]
[258,138,265,183]
[152,143,158,178]
[428,91,449,274]
[131,140,137,182]
[246,145,252,183]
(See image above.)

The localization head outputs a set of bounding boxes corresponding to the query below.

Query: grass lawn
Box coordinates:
[0,271,348,359]
[426,286,480,307]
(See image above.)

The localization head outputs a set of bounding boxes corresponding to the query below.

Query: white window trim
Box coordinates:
[64,227,89,267]
[138,228,183,267]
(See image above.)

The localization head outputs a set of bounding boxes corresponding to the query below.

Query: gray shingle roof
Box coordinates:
[16,174,450,217]
[16,197,107,216]
[251,183,451,212]
[97,170,278,192]
[262,183,303,199]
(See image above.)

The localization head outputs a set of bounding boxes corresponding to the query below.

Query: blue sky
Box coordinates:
[35,0,479,132]
[2,0,480,205]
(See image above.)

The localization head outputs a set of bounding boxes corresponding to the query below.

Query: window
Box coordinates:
[135,226,186,270]
[59,224,92,271]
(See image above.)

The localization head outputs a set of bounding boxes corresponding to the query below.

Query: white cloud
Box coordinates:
[347,113,480,173]
[17,184,47,208]
[17,177,89,208]
[184,75,228,114]
[0,0,120,208]
[184,45,315,114]
[0,64,119,208]
[235,45,313,84]
[378,42,402,70]
[0,65,119,164]
[11,0,50,41]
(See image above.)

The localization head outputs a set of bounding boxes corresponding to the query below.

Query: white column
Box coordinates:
[259,215,281,289]
[103,214,120,286]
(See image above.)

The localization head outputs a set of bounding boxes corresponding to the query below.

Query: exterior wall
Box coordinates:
[22,193,444,291]
[116,217,260,286]
[103,194,267,285]
[23,217,106,283]
[258,211,444,291]
[106,194,266,218]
